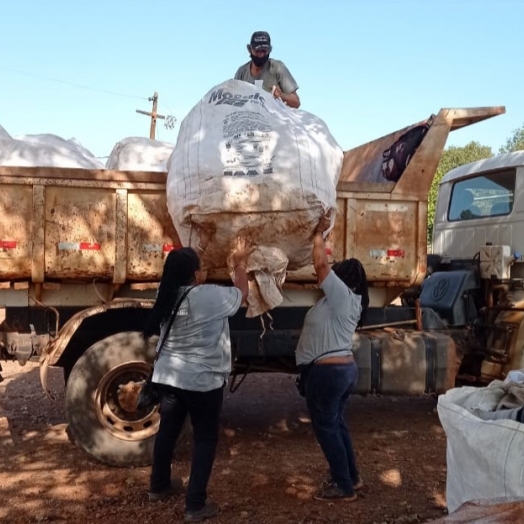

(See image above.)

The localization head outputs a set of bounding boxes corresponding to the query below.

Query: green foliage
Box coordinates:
[499,124,524,153]
[427,141,493,243]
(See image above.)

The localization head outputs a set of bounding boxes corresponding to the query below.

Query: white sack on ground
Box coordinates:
[426,498,524,523]
[167,79,342,316]
[106,137,174,171]
[437,386,524,513]
[0,133,104,169]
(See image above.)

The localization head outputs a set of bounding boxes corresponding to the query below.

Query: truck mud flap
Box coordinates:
[353,331,460,395]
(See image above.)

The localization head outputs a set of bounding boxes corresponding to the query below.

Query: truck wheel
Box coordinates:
[65,331,188,467]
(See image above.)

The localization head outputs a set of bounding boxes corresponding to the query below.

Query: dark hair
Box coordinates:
[332,258,369,328]
[143,247,200,337]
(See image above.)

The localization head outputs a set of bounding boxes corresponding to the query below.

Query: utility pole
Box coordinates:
[136,92,165,140]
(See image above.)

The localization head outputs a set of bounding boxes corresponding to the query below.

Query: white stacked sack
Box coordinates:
[0,132,104,169]
[106,137,174,172]
[167,80,343,316]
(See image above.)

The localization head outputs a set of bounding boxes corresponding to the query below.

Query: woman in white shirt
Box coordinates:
[295,216,369,501]
[145,241,249,523]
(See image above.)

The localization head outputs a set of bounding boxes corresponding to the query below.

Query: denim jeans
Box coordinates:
[305,361,359,494]
[150,383,224,511]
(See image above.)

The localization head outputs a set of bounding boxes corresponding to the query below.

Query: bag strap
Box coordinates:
[153,286,194,364]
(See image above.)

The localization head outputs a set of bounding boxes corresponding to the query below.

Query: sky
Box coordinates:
[1,0,522,160]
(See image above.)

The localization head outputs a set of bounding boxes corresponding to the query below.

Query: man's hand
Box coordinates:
[272,85,284,100]
[272,85,301,108]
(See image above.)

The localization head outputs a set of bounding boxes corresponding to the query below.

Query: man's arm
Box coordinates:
[279,89,300,108]
[274,61,300,108]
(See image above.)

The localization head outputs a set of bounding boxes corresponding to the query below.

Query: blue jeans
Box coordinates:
[305,362,359,494]
[150,383,224,511]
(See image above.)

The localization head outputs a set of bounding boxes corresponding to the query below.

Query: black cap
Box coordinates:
[250,31,271,50]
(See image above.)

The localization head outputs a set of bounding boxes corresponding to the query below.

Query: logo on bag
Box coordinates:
[209,89,266,107]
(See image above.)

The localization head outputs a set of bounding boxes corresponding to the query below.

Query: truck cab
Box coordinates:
[426,151,524,383]
[433,151,524,268]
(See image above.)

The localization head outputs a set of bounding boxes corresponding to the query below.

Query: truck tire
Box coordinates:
[65,331,189,467]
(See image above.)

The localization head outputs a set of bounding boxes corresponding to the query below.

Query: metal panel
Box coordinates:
[0,185,33,279]
[114,189,128,284]
[32,185,45,283]
[347,199,418,283]
[44,187,116,279]
[127,192,181,281]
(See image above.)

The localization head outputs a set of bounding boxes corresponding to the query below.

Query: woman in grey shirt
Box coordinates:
[295,215,369,501]
[144,242,249,522]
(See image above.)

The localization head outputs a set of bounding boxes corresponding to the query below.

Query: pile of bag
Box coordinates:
[167,80,343,316]
[437,374,524,513]
[106,137,174,172]
[0,131,104,169]
[427,498,524,523]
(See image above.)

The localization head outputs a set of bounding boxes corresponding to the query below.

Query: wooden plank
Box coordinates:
[31,185,45,283]
[129,282,159,290]
[336,181,395,194]
[392,109,450,198]
[113,189,128,284]
[127,192,180,280]
[339,117,430,184]
[0,177,166,192]
[448,106,505,130]
[345,197,357,260]
[0,165,168,183]
[42,282,61,290]
[44,187,116,279]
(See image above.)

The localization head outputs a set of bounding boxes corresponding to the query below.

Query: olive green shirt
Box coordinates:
[234,58,299,94]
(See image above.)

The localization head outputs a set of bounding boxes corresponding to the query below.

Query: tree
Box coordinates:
[499,124,524,153]
[427,141,493,243]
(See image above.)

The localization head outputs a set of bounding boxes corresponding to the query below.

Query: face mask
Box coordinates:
[250,53,269,67]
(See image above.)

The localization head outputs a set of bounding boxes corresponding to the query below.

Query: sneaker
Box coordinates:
[184,502,218,522]
[324,472,364,491]
[314,481,357,501]
[148,477,184,502]
[353,478,364,491]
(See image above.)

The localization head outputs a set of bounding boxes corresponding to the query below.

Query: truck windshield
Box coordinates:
[448,169,515,221]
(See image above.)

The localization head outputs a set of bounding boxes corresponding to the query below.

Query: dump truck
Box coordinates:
[429,148,524,383]
[0,106,507,466]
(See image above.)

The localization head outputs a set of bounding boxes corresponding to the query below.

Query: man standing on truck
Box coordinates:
[234,31,301,108]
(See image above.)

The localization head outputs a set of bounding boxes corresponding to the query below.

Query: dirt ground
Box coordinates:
[0,360,449,524]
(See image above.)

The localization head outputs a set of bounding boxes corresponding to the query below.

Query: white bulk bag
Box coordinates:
[0,133,104,169]
[167,79,342,316]
[106,137,174,172]
[437,386,524,513]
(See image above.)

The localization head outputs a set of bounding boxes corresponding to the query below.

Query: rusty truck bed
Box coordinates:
[0,107,504,308]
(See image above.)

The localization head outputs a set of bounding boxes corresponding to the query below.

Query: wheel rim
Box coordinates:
[94,360,160,442]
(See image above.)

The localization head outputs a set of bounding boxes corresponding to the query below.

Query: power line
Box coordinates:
[0,66,148,101]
